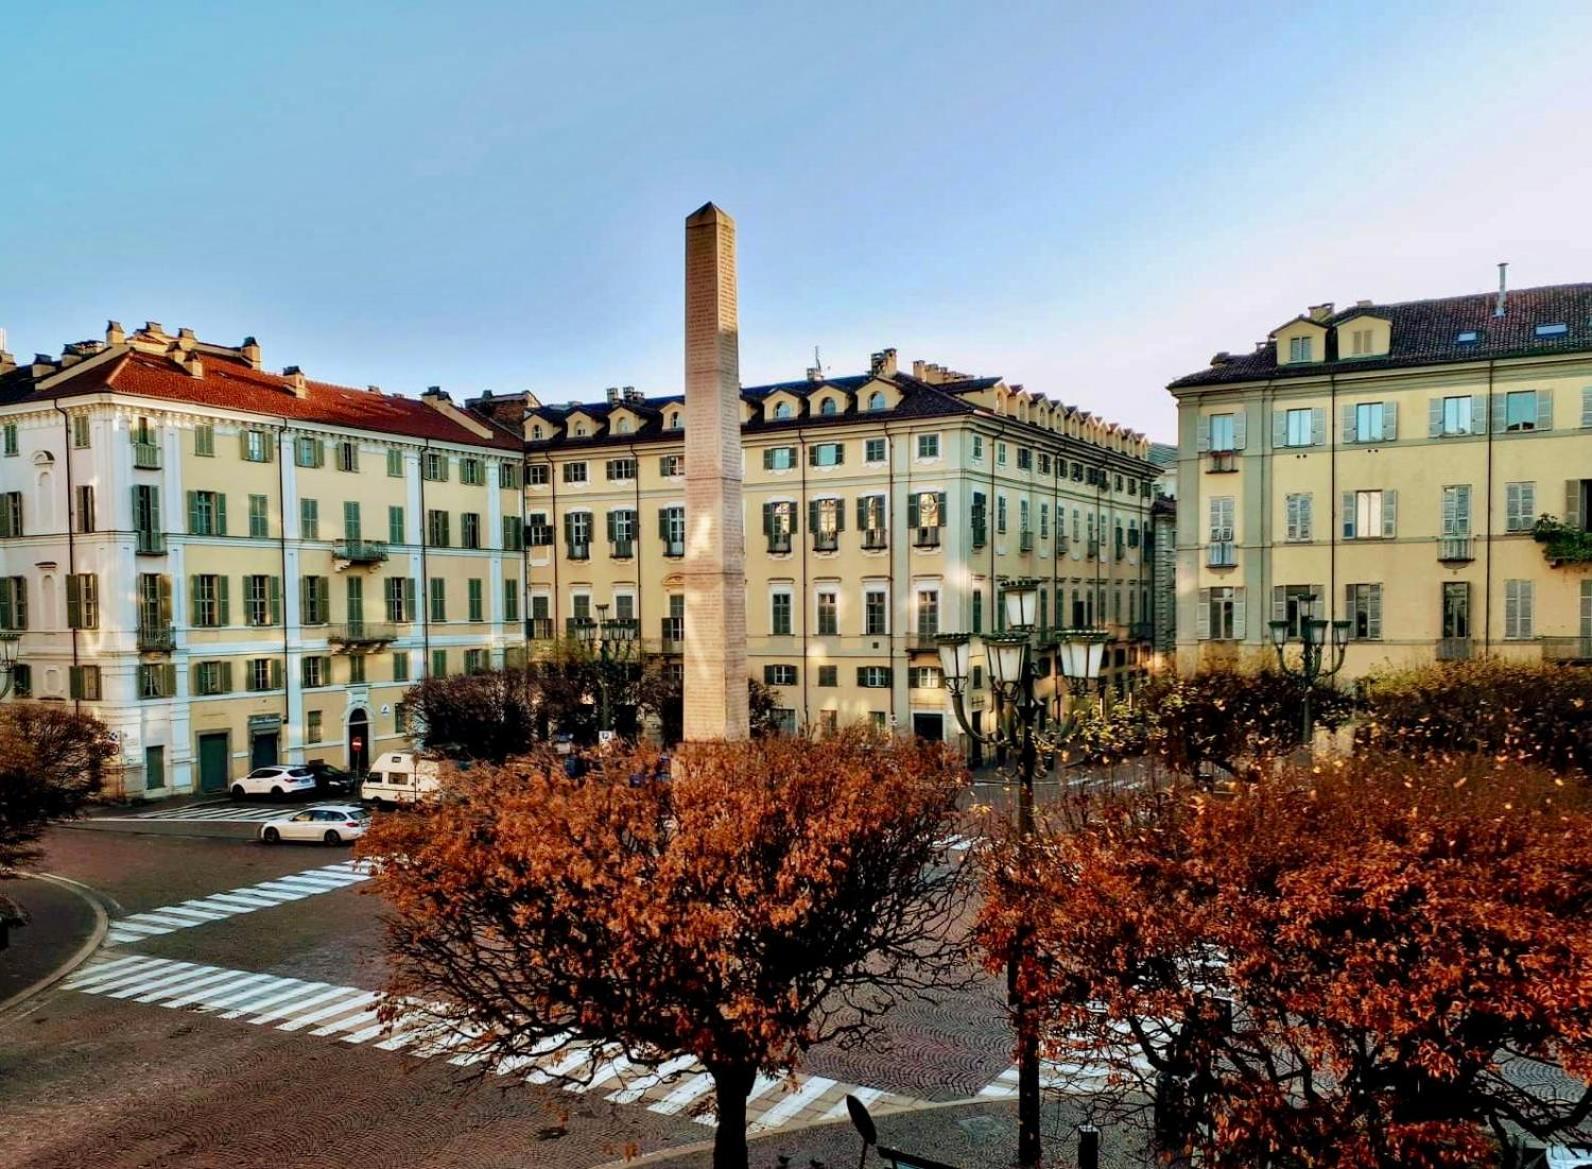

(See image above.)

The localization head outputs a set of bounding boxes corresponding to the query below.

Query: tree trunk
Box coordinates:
[709,1063,756,1169]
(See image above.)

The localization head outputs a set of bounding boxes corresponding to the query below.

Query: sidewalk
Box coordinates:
[0,874,104,1011]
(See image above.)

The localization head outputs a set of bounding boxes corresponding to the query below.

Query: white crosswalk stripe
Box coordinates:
[977,1049,1154,1098]
[99,804,292,824]
[64,955,923,1133]
[105,862,372,946]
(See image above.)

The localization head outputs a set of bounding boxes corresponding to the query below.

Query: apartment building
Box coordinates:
[0,322,525,797]
[471,349,1162,756]
[1168,280,1592,676]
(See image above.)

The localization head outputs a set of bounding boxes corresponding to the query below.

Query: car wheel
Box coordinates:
[232,784,246,798]
[324,830,343,845]
[270,786,284,797]
[262,827,280,845]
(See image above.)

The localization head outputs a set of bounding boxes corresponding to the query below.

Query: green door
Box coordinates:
[144,745,165,791]
[197,732,229,794]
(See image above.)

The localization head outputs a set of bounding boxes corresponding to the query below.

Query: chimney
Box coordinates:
[1496,261,1509,318]
[605,386,620,405]
[143,321,165,338]
[282,366,309,397]
[1210,351,1232,366]
[176,327,198,351]
[1308,302,1335,322]
[105,320,125,346]
[422,385,450,402]
[912,359,927,380]
[805,365,823,381]
[367,384,382,394]
[240,336,262,370]
[623,386,642,403]
[869,348,897,377]
[1355,299,1373,309]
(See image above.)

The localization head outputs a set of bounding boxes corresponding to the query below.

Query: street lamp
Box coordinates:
[0,632,19,701]
[580,605,639,735]
[1267,593,1349,745]
[937,578,1110,1169]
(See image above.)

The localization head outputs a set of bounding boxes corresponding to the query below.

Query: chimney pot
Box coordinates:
[143,321,163,336]
[1308,302,1335,322]
[1355,299,1373,308]
[106,320,125,346]
[1495,261,1509,318]
[282,365,302,376]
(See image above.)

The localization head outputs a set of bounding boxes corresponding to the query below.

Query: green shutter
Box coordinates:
[908,495,920,528]
[220,661,234,693]
[215,493,227,536]
[762,502,773,535]
[936,493,947,526]
[65,576,81,629]
[218,575,230,626]
[857,666,867,686]
[269,576,282,625]
[808,500,820,533]
[187,491,200,534]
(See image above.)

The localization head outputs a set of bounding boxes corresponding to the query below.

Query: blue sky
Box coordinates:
[4,1,1591,440]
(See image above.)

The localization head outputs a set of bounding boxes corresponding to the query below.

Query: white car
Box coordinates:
[258,805,370,846]
[232,766,318,799]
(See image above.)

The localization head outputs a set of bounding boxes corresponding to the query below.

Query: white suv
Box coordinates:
[232,766,318,799]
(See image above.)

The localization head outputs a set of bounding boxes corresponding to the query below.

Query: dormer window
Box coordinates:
[1456,331,1479,343]
[819,398,837,416]
[1288,336,1313,362]
[531,424,544,440]
[667,411,681,429]
[868,391,886,411]
[574,423,588,437]
[615,417,632,434]
[773,401,793,420]
[1536,323,1568,337]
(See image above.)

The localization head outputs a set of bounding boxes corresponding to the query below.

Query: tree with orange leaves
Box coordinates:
[358,730,968,1169]
[978,756,1592,1168]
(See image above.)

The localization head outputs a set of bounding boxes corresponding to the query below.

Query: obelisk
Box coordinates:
[682,202,750,741]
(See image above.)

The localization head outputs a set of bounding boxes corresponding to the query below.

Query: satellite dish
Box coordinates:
[845,1093,877,1147]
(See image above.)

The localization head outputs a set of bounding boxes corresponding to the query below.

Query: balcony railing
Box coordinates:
[915,527,942,549]
[135,529,165,555]
[1437,536,1474,563]
[527,617,555,641]
[862,528,887,551]
[659,620,684,654]
[662,539,685,558]
[1018,531,1033,552]
[1207,542,1237,568]
[812,531,840,552]
[566,542,590,561]
[767,533,793,554]
[137,624,176,652]
[334,539,389,565]
[1208,450,1237,473]
[1541,636,1592,663]
[1436,637,1473,661]
[132,441,162,470]
[610,539,635,560]
[910,631,941,652]
[327,622,397,647]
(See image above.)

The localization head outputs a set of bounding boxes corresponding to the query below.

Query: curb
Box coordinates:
[0,872,109,1017]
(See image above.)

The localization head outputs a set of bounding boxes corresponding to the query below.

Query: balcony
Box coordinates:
[812,531,840,553]
[566,542,591,562]
[1018,531,1033,552]
[767,533,793,555]
[1437,536,1475,563]
[1207,450,1237,473]
[527,617,555,641]
[334,539,389,565]
[1207,542,1237,568]
[915,527,942,549]
[910,631,941,652]
[1436,637,1473,661]
[327,622,397,649]
[1541,637,1592,664]
[137,624,176,652]
[662,539,685,559]
[135,529,165,555]
[659,621,684,654]
[132,442,162,470]
[610,539,635,560]
[862,528,888,551]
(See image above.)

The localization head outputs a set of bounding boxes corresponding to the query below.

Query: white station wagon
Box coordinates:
[258,805,370,846]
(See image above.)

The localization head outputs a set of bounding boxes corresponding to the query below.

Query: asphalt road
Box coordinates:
[0,811,1142,1169]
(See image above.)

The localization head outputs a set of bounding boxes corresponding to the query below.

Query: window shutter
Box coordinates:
[1269,410,1286,449]
[269,576,282,625]
[908,495,920,528]
[856,497,867,528]
[1469,393,1486,433]
[1197,588,1211,639]
[935,493,946,527]
[1523,482,1537,523]
[564,512,576,546]
[1428,398,1443,437]
[1232,411,1246,450]
[856,666,867,687]
[605,511,617,542]
[1568,481,1584,531]
[1456,485,1471,535]
[1367,584,1382,641]
[65,576,81,630]
[762,502,773,536]
[215,493,227,536]
[1382,490,1398,538]
[808,445,819,466]
[1523,582,1535,638]
[1310,408,1325,446]
[658,508,669,539]
[1492,393,1507,433]
[1196,416,1210,453]
[1581,580,1592,639]
[192,662,203,694]
[835,499,847,532]
[187,490,200,534]
[218,575,230,626]
[1232,588,1247,641]
[1382,401,1398,440]
[239,430,252,459]
[1341,404,1356,443]
[1537,389,1554,431]
[788,501,798,533]
[1506,580,1520,639]
[762,449,775,470]
[1441,487,1457,537]
[319,577,330,616]
[835,444,845,465]
[270,658,283,690]
[808,500,820,533]
[1582,387,1592,429]
[1299,494,1313,540]
[219,661,233,693]
[1506,483,1521,530]
[1271,585,1285,624]
[1342,491,1356,539]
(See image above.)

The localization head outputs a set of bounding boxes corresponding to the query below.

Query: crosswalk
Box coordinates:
[65,955,920,1132]
[978,1041,1155,1098]
[105,860,371,946]
[101,803,314,824]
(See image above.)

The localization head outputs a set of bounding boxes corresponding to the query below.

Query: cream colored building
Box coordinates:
[1168,281,1592,676]
[471,349,1163,757]
[0,322,526,797]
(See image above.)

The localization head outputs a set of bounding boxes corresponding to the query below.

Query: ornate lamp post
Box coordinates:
[937,578,1109,1169]
[0,632,19,701]
[577,605,639,735]
[1267,593,1350,745]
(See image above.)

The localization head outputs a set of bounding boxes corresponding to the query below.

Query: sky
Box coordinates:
[4,2,1591,443]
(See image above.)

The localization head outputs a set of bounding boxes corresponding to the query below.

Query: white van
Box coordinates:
[360,752,443,806]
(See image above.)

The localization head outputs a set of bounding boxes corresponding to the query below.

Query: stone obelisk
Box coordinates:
[682,202,750,741]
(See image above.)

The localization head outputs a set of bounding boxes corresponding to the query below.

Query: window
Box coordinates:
[1016,447,1032,471]
[916,434,940,459]
[1284,493,1313,542]
[463,648,488,675]
[660,506,685,557]
[336,441,359,473]
[300,498,320,540]
[605,458,637,481]
[1439,395,1475,436]
[1288,335,1313,362]
[243,575,280,626]
[771,592,793,636]
[387,448,404,477]
[73,485,94,533]
[811,497,843,550]
[816,590,838,636]
[764,501,797,553]
[1505,390,1544,432]
[996,496,1008,535]
[1342,489,1396,539]
[246,658,281,692]
[666,410,682,430]
[458,457,484,485]
[431,650,448,678]
[191,574,226,627]
[867,391,886,411]
[71,414,91,448]
[564,511,592,559]
[1272,585,1321,640]
[1441,485,1473,537]
[1349,327,1375,356]
[306,705,324,742]
[386,505,405,546]
[1039,503,1049,539]
[300,576,330,625]
[194,424,214,457]
[858,495,887,548]
[765,664,798,686]
[503,579,519,623]
[1201,412,1233,453]
[817,665,838,687]
[502,515,524,551]
[392,651,410,683]
[864,587,888,636]
[193,660,232,697]
[247,494,269,538]
[139,663,178,699]
[971,588,983,635]
[295,436,323,467]
[187,490,227,536]
[772,400,793,420]
[858,666,892,688]
[810,443,844,467]
[0,492,20,538]
[916,589,939,638]
[468,578,484,623]
[1457,330,1479,343]
[1505,579,1535,640]
[662,593,685,644]
[1283,407,1318,447]
[461,512,481,549]
[1199,586,1243,641]
[348,655,366,684]
[1352,402,1386,443]
[423,451,449,481]
[241,428,273,462]
[763,446,796,471]
[426,509,450,547]
[384,577,415,623]
[660,454,684,477]
[1505,481,1537,532]
[971,435,983,461]
[2,423,16,456]
[9,663,29,698]
[562,461,588,484]
[911,667,943,689]
[1346,583,1383,640]
[997,442,1008,466]
[528,463,550,486]
[1442,581,1471,640]
[0,577,26,630]
[498,462,521,489]
[865,438,887,463]
[338,501,361,543]
[1536,323,1569,337]
[429,578,447,622]
[62,572,98,629]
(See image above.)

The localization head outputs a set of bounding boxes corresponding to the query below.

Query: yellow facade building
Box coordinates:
[0,322,526,797]
[471,349,1162,755]
[1168,280,1592,676]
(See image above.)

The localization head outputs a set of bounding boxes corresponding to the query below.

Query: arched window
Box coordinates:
[868,391,886,411]
[819,397,837,416]
[616,417,631,434]
[667,411,680,429]
[773,401,793,420]
[531,424,543,440]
